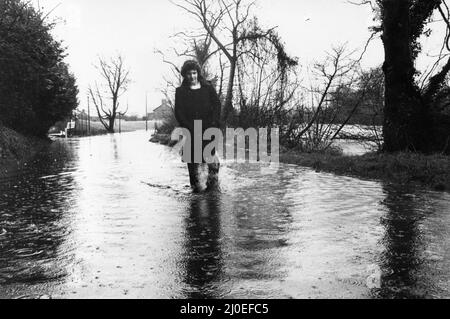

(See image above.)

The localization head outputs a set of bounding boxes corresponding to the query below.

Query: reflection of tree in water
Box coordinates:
[111,135,119,161]
[0,141,77,288]
[378,184,433,299]
[181,193,224,299]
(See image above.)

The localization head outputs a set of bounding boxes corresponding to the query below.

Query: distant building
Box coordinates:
[148,99,173,120]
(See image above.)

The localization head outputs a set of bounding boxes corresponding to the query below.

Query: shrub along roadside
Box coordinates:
[0,0,78,137]
[0,124,50,177]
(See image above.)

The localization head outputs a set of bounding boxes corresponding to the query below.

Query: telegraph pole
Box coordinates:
[80,109,84,136]
[145,92,148,132]
[83,109,86,136]
[87,95,91,135]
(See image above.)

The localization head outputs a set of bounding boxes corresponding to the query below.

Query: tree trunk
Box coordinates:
[108,117,115,133]
[382,0,433,153]
[222,59,236,126]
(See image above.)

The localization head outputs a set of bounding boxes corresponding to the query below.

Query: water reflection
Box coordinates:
[1,131,450,299]
[112,135,119,161]
[377,184,448,299]
[182,192,224,299]
[0,141,77,293]
[180,165,295,299]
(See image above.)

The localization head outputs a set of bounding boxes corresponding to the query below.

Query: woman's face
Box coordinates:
[186,69,198,85]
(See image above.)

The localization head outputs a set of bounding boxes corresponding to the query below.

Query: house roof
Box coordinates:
[152,104,172,113]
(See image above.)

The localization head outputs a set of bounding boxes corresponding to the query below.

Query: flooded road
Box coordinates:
[1,131,450,299]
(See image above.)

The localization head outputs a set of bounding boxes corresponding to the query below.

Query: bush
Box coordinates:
[155,111,178,135]
[0,0,78,137]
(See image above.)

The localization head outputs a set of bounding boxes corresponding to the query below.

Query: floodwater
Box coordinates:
[0,131,449,299]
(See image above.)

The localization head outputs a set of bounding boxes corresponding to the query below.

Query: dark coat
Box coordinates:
[174,83,221,133]
[174,82,222,163]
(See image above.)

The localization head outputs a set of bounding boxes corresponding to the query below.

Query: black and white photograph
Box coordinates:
[1,0,450,306]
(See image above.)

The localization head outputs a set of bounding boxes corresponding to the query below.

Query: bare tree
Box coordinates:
[88,55,130,133]
[334,67,385,152]
[155,37,225,134]
[156,34,221,102]
[172,0,285,124]
[235,27,300,130]
[281,45,374,152]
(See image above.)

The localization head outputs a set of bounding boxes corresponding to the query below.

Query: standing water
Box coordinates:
[1,131,450,299]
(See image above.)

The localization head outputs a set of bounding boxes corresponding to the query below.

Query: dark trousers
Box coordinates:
[187,158,220,190]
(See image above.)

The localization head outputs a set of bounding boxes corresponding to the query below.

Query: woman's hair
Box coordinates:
[180,60,207,86]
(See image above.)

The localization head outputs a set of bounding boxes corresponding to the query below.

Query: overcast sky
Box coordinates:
[37,0,445,116]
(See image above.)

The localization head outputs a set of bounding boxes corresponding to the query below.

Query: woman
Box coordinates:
[174,60,222,193]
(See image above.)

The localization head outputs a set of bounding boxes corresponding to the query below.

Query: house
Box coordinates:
[148,99,173,120]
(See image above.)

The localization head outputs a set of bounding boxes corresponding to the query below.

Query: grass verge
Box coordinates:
[0,124,50,178]
[150,133,450,192]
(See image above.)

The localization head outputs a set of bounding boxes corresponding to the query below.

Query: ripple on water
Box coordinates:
[1,131,450,299]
